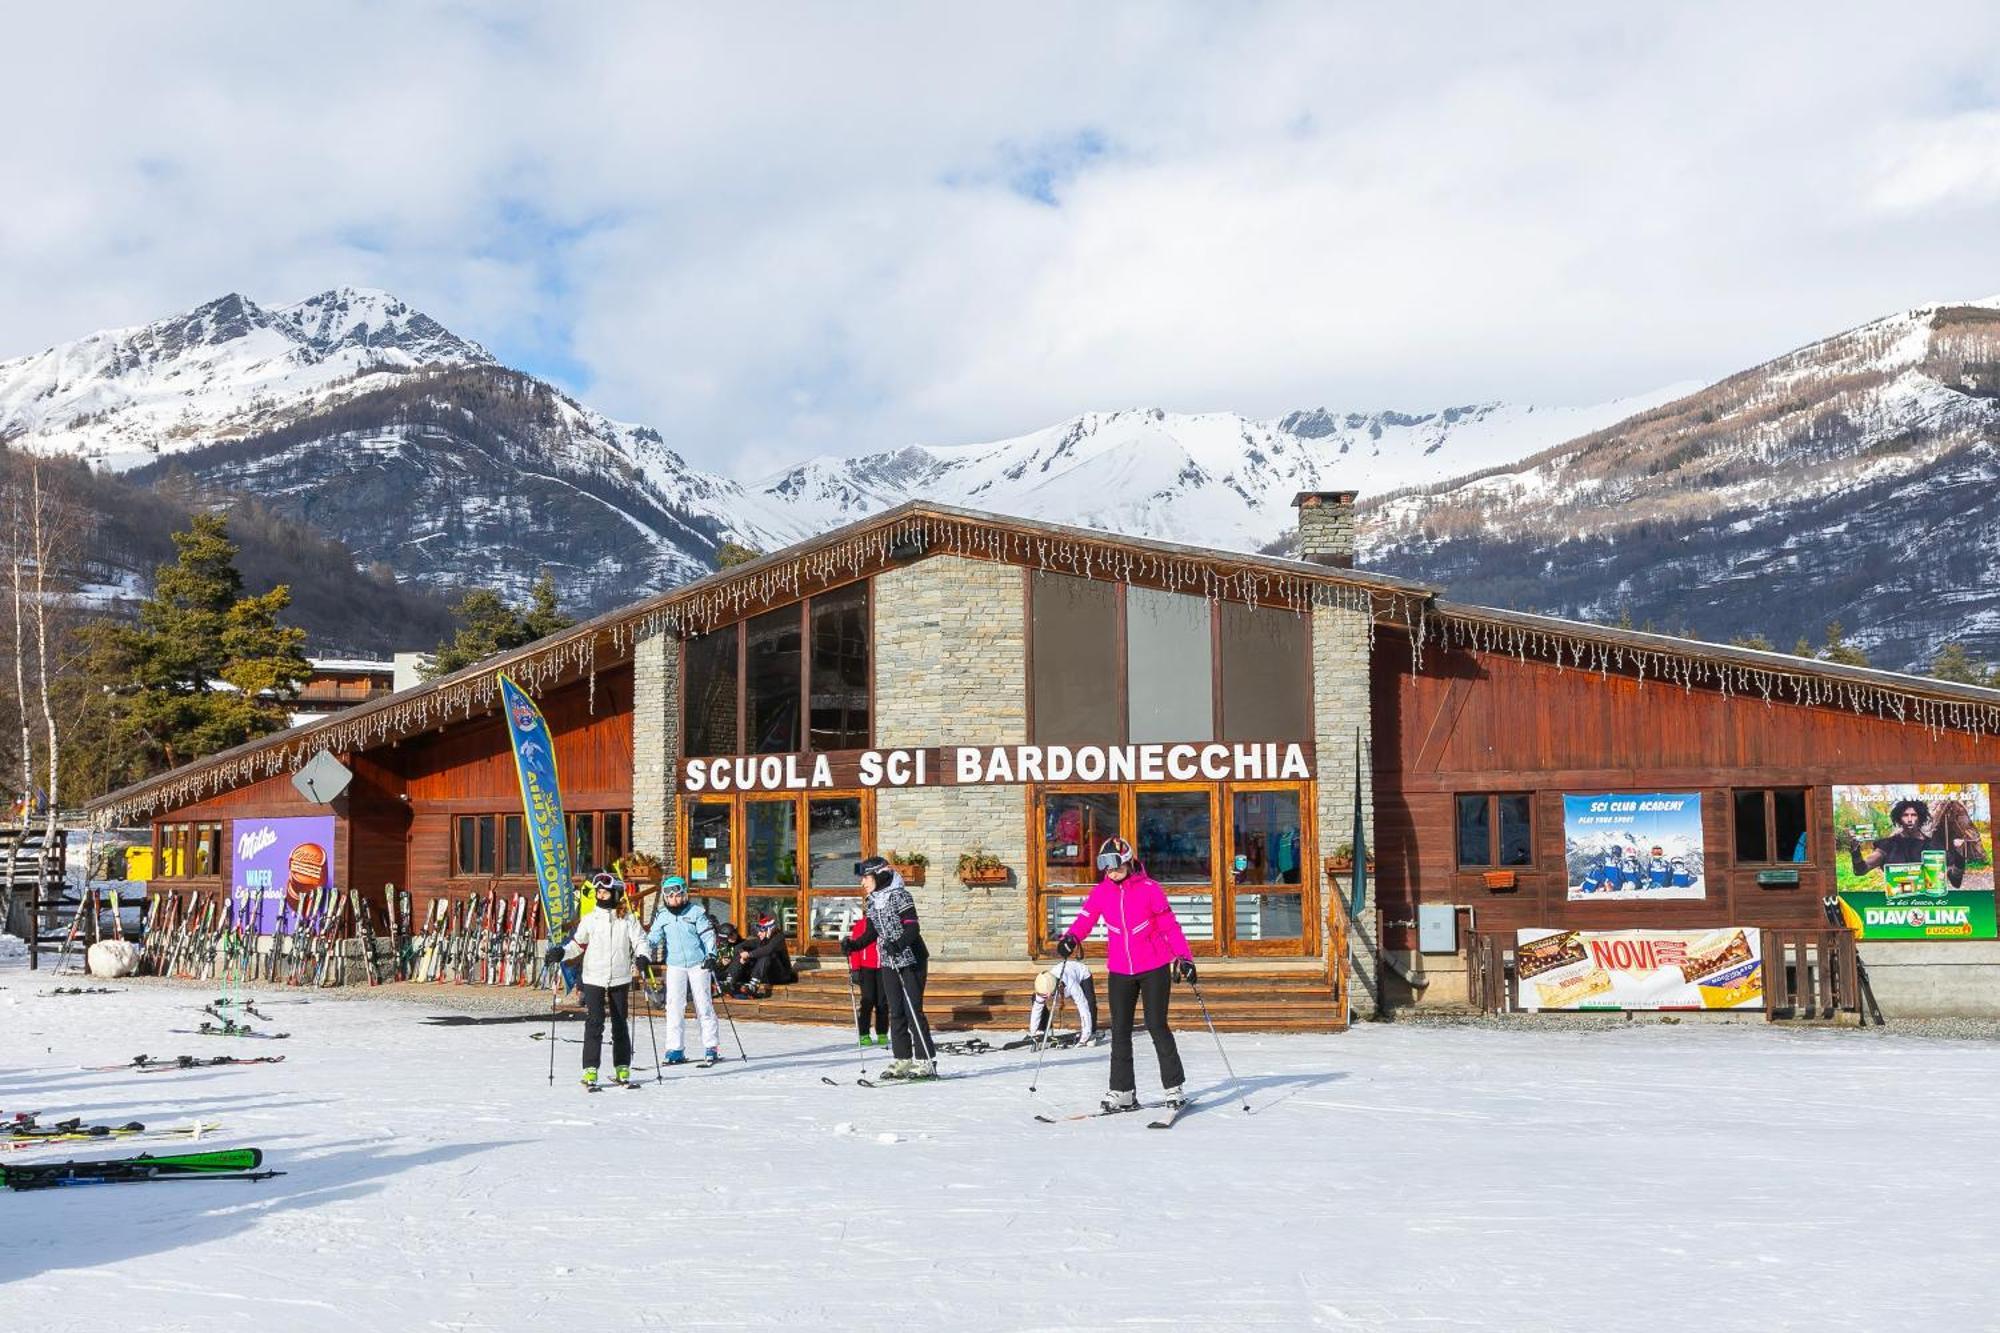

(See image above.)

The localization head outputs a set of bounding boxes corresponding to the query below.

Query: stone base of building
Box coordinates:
[1856,941,2000,1019]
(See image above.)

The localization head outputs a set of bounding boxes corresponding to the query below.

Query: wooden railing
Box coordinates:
[1761,928,1862,1020]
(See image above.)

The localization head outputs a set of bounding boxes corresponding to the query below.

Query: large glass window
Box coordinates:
[156,823,225,879]
[455,815,495,877]
[1031,572,1121,745]
[745,798,799,886]
[1042,791,1121,886]
[1231,790,1303,885]
[809,583,869,750]
[683,627,739,757]
[1137,790,1212,885]
[502,814,525,877]
[687,802,733,891]
[1126,587,1212,742]
[1219,602,1311,741]
[807,797,863,887]
[1233,894,1304,941]
[745,606,803,754]
[569,812,595,875]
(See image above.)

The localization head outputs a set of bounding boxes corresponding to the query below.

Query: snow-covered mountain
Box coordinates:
[753,392,1692,554]
[0,287,1666,618]
[1362,297,2000,668]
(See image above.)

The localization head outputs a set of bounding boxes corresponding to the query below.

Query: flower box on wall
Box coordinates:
[1481,870,1518,891]
[890,861,927,887]
[957,849,1009,887]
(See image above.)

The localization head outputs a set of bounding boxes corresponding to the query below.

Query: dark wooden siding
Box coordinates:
[1372,629,2000,945]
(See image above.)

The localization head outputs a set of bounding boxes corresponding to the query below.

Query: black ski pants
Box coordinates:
[883,961,933,1060]
[581,982,633,1071]
[854,968,887,1038]
[1108,964,1183,1093]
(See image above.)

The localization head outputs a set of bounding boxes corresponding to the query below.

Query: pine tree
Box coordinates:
[1929,641,1994,687]
[425,572,574,678]
[86,514,309,777]
[1820,619,1870,668]
[717,541,762,570]
[1730,633,1776,652]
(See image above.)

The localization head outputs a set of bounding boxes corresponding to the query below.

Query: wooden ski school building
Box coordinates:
[90,496,2000,1029]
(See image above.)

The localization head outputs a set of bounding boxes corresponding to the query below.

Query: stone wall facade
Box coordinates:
[872,556,1029,959]
[1312,600,1376,1022]
[631,628,678,868]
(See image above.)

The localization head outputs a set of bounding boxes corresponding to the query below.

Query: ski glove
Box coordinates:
[1172,957,1197,984]
[542,943,565,964]
[701,954,718,971]
[1055,935,1079,959]
[839,935,859,955]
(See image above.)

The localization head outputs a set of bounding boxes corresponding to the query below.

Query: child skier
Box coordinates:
[1026,953,1098,1046]
[841,855,935,1079]
[546,872,653,1089]
[845,912,887,1047]
[1054,837,1194,1114]
[644,875,720,1066]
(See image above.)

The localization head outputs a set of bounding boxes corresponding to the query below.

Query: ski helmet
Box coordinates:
[1034,969,1058,998]
[854,855,892,888]
[1096,837,1136,874]
[662,875,688,898]
[755,911,777,932]
[590,871,621,907]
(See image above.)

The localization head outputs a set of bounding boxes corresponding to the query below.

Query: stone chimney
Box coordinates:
[1291,490,1357,568]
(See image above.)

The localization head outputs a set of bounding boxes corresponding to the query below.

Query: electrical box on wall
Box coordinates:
[1418,904,1460,954]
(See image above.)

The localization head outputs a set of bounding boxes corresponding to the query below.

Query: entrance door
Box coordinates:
[1223,785,1315,955]
[678,791,874,955]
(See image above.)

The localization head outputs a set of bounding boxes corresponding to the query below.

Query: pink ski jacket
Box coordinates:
[1061,871,1192,976]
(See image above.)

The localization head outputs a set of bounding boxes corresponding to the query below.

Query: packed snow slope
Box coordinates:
[1364,298,2000,668]
[3,966,1996,1331]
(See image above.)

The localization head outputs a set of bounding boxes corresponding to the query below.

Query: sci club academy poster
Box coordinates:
[1562,793,1705,902]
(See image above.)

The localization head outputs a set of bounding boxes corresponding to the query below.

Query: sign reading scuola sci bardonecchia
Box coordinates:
[679,741,1315,794]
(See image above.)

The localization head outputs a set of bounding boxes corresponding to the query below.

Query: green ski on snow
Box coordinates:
[0,1148,277,1190]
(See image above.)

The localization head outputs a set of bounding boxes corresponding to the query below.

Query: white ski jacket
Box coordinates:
[562,910,652,988]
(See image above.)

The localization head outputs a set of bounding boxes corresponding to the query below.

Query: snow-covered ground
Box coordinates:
[3,961,1997,1331]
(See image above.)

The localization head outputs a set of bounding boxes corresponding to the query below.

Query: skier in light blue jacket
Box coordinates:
[645,876,720,1065]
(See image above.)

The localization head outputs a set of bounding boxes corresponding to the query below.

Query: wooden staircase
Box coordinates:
[695,960,1347,1033]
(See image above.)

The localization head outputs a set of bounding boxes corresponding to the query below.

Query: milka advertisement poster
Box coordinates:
[231,815,336,933]
[1563,793,1706,902]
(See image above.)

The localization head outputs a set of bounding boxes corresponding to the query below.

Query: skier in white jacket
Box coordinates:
[546,873,654,1089]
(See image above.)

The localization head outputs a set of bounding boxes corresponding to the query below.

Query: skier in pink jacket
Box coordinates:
[1055,837,1195,1114]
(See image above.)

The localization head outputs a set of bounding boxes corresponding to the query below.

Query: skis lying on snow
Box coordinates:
[40,986,122,997]
[201,1003,273,1023]
[3,1121,223,1152]
[171,1021,290,1040]
[0,1148,280,1191]
[81,1054,288,1073]
[426,1011,580,1026]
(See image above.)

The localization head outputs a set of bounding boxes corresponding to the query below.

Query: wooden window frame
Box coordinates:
[153,821,225,882]
[1027,780,1318,960]
[1454,792,1535,870]
[676,789,875,955]
[1731,787,1810,866]
[680,579,876,761]
[449,809,632,881]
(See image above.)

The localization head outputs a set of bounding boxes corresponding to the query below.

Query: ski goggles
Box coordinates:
[1096,852,1129,872]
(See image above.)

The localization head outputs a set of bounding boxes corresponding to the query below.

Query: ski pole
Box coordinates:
[639,965,662,1083]
[889,962,935,1064]
[1186,976,1249,1112]
[1027,967,1065,1094]
[546,977,559,1088]
[842,964,868,1079]
[711,966,747,1061]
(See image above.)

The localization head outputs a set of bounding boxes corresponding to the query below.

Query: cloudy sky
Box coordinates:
[6,2,2000,475]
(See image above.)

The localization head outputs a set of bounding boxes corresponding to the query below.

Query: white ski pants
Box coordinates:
[664,963,720,1052]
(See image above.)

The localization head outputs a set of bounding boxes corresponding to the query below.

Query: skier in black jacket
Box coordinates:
[724,912,795,997]
[840,855,935,1079]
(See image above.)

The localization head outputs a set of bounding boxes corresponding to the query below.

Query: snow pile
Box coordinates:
[3,957,1997,1330]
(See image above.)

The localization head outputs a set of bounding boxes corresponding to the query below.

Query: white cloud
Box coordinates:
[6,2,2000,475]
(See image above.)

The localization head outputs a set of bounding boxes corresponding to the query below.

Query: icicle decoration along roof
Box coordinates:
[90,506,1431,825]
[1423,603,2000,739]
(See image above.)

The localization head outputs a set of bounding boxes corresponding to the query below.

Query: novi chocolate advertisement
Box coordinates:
[1515,927,1764,1011]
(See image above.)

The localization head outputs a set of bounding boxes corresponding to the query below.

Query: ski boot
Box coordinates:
[1100,1088,1139,1114]
[665,1049,688,1065]
[613,1066,632,1087]
[703,1046,720,1064]
[1162,1085,1186,1110]
[580,1067,600,1092]
[878,1058,915,1081]
[908,1058,938,1080]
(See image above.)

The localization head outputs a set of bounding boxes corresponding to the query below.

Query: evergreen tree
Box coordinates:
[86,514,309,777]
[1730,633,1776,652]
[426,572,574,678]
[1792,636,1814,658]
[716,541,763,570]
[1819,619,1870,668]
[1929,641,1995,687]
